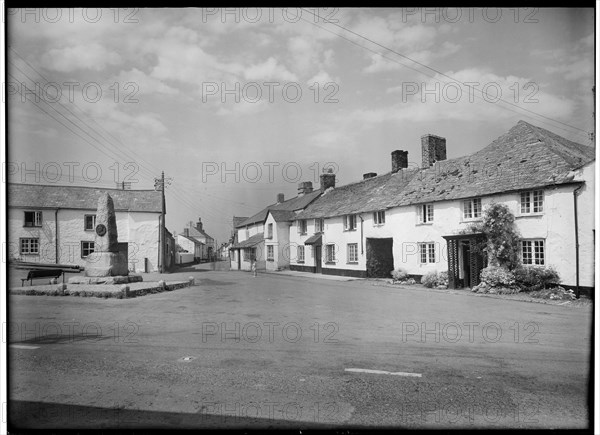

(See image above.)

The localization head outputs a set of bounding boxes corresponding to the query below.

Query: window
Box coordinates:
[314,218,324,233]
[343,214,356,231]
[20,238,39,255]
[81,241,95,258]
[298,220,307,235]
[84,214,96,231]
[418,204,434,223]
[520,190,544,214]
[419,242,436,264]
[463,198,482,220]
[267,223,273,239]
[521,240,545,265]
[297,246,305,263]
[267,245,274,261]
[347,243,358,263]
[326,244,336,262]
[24,211,42,227]
[373,211,385,225]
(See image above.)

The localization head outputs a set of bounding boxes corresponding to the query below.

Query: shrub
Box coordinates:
[391,268,409,282]
[480,266,515,288]
[421,271,448,288]
[514,266,560,291]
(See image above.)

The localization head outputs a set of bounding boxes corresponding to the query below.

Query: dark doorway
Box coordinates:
[461,241,471,288]
[315,245,322,273]
[366,238,394,278]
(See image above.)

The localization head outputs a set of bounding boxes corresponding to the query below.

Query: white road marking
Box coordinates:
[345,368,422,377]
[9,344,40,350]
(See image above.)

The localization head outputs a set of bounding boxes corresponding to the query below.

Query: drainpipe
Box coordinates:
[573,184,583,299]
[359,214,364,255]
[55,208,59,264]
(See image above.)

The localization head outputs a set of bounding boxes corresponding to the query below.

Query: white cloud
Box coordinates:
[243,57,298,81]
[40,43,122,72]
[114,68,179,95]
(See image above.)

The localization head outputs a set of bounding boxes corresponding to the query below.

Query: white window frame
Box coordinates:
[419,242,436,264]
[417,204,434,224]
[298,220,307,235]
[520,190,544,215]
[314,218,324,233]
[267,245,274,261]
[81,241,95,258]
[373,211,385,225]
[24,211,42,227]
[462,198,482,221]
[297,245,305,263]
[343,214,357,231]
[521,239,545,265]
[326,244,336,262]
[84,214,96,231]
[267,223,273,239]
[347,243,359,263]
[20,238,39,255]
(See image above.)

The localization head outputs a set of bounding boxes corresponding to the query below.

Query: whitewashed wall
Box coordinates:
[8,207,160,273]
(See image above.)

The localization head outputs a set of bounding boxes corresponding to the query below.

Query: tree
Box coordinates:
[481,203,521,270]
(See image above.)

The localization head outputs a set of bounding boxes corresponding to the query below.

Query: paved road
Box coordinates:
[7,265,592,429]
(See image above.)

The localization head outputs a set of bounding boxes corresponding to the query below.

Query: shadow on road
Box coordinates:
[9,400,340,430]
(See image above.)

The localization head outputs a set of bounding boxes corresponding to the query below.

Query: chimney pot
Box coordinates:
[277,193,285,203]
[421,134,447,168]
[297,181,313,196]
[391,150,409,173]
[363,172,377,180]
[320,173,336,191]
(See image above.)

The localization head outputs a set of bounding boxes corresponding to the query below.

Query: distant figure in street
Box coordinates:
[251,259,257,277]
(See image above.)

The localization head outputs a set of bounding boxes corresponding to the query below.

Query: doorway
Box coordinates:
[315,245,322,273]
[366,238,394,278]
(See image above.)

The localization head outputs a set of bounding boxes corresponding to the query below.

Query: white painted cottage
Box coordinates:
[7,183,164,273]
[229,188,321,272]
[289,121,595,292]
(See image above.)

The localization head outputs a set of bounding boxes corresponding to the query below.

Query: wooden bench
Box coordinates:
[21,269,63,286]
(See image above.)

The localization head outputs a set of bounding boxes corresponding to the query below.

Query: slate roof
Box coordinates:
[233,216,248,228]
[178,234,205,246]
[236,190,322,227]
[296,121,595,219]
[268,210,297,222]
[8,183,162,212]
[231,233,264,249]
[187,226,213,241]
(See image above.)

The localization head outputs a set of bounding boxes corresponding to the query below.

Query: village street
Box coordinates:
[7,263,591,429]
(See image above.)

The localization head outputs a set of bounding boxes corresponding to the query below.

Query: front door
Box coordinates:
[237,249,241,270]
[315,245,322,273]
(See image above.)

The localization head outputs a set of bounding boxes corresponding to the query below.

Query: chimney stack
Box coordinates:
[184,228,189,236]
[320,172,336,191]
[297,181,313,196]
[421,134,447,168]
[196,218,203,232]
[363,172,377,180]
[276,193,285,203]
[391,150,409,173]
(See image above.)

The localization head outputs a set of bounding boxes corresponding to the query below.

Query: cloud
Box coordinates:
[40,43,122,72]
[243,57,298,81]
[114,68,179,95]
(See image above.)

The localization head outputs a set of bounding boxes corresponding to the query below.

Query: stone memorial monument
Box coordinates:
[70,192,142,284]
[85,192,129,277]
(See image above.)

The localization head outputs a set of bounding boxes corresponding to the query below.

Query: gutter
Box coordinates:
[55,208,59,264]
[573,183,583,299]
[359,214,364,255]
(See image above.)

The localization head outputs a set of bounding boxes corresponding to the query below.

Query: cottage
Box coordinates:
[177,218,215,261]
[7,183,165,272]
[229,185,321,271]
[287,121,594,292]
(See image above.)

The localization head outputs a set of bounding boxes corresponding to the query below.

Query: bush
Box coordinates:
[391,268,409,282]
[421,271,448,289]
[480,266,515,288]
[514,266,560,291]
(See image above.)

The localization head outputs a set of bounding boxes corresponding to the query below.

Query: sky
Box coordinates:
[4,7,596,245]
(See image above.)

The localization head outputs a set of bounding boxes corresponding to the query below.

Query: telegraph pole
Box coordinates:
[154,172,172,273]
